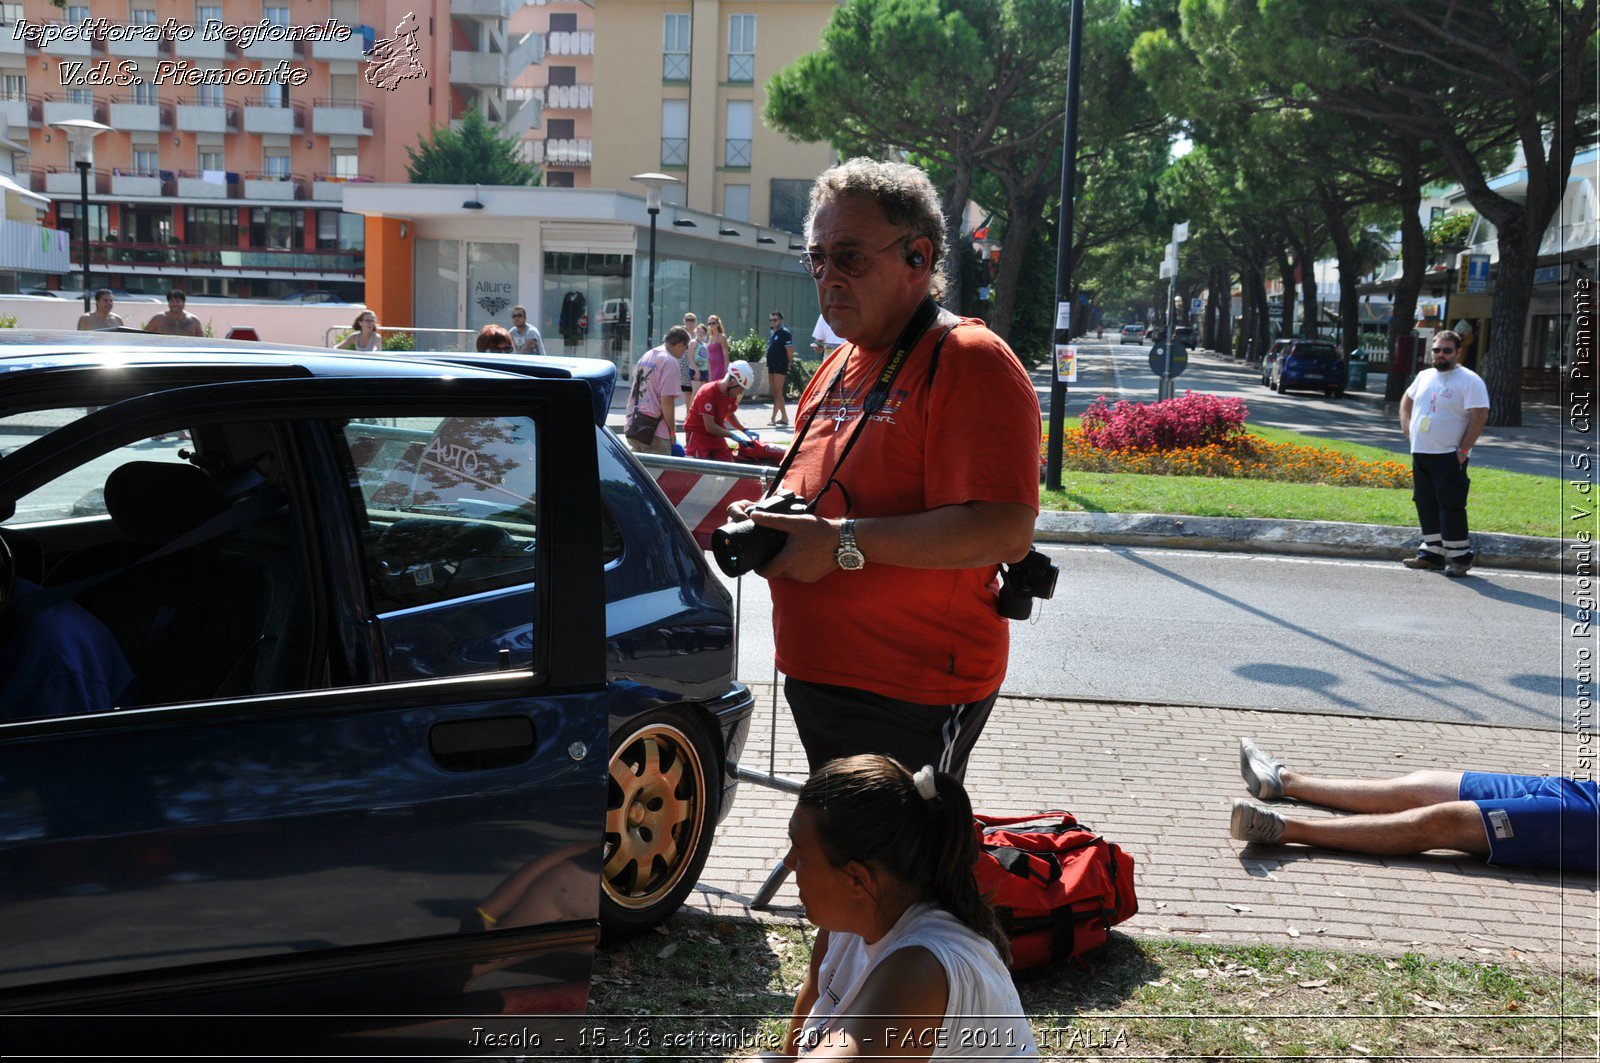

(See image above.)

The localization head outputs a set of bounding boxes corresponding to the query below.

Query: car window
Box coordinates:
[2,407,193,525]
[341,416,539,612]
[1293,345,1340,362]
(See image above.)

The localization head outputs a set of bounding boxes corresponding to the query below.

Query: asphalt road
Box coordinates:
[1042,337,1569,479]
[724,542,1570,731]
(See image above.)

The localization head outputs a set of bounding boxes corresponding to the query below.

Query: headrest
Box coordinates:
[103,462,225,545]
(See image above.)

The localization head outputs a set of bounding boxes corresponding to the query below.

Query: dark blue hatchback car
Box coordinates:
[0,332,752,1045]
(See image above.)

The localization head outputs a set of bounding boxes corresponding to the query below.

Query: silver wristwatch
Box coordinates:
[835,518,866,571]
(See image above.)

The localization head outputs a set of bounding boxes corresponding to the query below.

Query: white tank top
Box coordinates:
[800,902,1038,1059]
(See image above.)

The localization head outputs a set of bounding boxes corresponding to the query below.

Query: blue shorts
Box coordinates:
[1460,773,1598,873]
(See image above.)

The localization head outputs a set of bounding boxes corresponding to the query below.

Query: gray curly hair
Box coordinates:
[805,157,949,301]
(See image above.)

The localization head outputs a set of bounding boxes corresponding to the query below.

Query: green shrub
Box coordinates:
[383,331,415,352]
[0,314,17,328]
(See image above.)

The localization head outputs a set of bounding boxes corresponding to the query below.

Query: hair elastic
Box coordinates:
[913,765,938,802]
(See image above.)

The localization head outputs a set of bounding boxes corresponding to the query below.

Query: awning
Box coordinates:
[0,172,50,209]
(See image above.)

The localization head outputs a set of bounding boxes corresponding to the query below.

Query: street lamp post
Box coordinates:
[54,119,113,314]
[631,172,679,347]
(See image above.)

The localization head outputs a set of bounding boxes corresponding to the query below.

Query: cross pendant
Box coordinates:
[834,403,848,429]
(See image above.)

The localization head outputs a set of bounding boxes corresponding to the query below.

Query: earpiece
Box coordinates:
[907,251,926,268]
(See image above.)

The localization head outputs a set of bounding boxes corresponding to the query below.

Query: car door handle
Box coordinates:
[429,716,536,772]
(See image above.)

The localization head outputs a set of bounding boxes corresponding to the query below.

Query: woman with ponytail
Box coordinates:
[762,754,1036,1061]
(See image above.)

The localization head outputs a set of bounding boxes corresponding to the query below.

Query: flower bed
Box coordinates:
[1048,394,1410,489]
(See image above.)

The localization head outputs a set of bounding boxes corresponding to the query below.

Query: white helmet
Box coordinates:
[727,360,756,389]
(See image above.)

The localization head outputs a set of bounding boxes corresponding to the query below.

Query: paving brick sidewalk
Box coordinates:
[690,685,1598,978]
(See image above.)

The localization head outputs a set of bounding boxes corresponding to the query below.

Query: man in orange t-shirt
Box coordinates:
[729,158,1040,781]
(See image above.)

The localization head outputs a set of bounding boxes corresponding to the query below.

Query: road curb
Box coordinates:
[1034,510,1563,573]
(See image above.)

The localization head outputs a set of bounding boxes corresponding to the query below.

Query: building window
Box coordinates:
[261,81,288,107]
[67,5,89,23]
[315,209,362,250]
[549,65,576,87]
[133,148,158,174]
[550,11,576,33]
[546,117,575,140]
[330,149,358,178]
[263,150,290,178]
[196,83,223,107]
[132,81,157,105]
[198,149,223,171]
[250,206,301,249]
[663,13,689,80]
[661,99,688,167]
[770,178,811,235]
[0,4,21,26]
[185,206,236,245]
[66,87,92,105]
[724,100,752,167]
[196,3,220,28]
[724,184,750,222]
[262,3,288,27]
[545,171,574,188]
[1,75,23,102]
[727,14,755,82]
[58,201,109,241]
[129,4,156,24]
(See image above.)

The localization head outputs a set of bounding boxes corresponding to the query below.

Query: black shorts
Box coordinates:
[766,354,789,375]
[783,677,997,782]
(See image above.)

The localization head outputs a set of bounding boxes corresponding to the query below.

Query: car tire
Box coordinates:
[600,708,719,938]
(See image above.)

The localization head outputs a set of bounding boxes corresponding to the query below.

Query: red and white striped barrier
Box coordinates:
[637,454,775,551]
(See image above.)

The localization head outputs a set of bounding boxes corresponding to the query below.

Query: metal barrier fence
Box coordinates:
[632,451,801,907]
[320,325,481,351]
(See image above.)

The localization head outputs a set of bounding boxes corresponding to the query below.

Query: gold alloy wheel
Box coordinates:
[603,721,707,912]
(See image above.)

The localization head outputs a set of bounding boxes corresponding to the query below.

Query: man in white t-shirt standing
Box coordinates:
[507,305,543,355]
[811,312,844,358]
[1399,329,1490,577]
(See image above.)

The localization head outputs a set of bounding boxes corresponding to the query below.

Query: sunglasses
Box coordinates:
[512,312,526,318]
[1431,347,1456,353]
[798,235,911,279]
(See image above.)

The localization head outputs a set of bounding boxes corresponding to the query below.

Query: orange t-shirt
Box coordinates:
[769,317,1041,703]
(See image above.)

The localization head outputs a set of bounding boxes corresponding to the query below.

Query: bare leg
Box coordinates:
[769,370,788,422]
[1280,800,1490,859]
[1281,768,1465,814]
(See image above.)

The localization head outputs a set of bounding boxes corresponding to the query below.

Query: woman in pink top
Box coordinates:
[705,314,728,381]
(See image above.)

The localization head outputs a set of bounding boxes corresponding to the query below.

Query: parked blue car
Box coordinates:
[1269,339,1347,398]
[0,332,752,1050]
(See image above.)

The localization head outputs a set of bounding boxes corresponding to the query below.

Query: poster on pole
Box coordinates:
[1173,221,1190,243]
[1055,302,1072,330]
[1055,344,1078,383]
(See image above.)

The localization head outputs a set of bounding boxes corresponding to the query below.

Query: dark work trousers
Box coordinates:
[1412,452,1473,562]
[784,677,998,782]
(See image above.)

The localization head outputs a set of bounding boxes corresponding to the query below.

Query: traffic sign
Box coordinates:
[1149,343,1188,378]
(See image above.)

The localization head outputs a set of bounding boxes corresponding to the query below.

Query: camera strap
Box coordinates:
[765,297,953,504]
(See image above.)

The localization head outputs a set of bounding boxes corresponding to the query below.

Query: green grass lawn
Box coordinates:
[1042,421,1563,539]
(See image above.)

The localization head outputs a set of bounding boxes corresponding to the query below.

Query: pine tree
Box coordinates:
[404,109,541,186]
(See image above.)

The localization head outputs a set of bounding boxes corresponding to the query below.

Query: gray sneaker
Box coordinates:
[1445,560,1472,578]
[1239,738,1286,800]
[1230,798,1286,844]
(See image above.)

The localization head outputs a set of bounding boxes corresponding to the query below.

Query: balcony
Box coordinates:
[42,98,100,126]
[108,99,170,133]
[0,23,27,64]
[115,29,166,58]
[246,36,300,61]
[29,22,98,58]
[88,240,363,275]
[110,169,167,196]
[450,49,505,87]
[243,101,304,135]
[451,0,518,19]
[175,170,233,197]
[243,171,304,200]
[540,83,592,110]
[311,172,371,202]
[0,94,25,132]
[312,31,368,63]
[171,30,232,60]
[41,167,109,195]
[175,99,238,133]
[542,137,591,168]
[545,30,593,57]
[311,98,372,137]
[0,218,72,273]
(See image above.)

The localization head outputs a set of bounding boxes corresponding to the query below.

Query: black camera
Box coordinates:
[711,489,812,577]
[997,548,1058,620]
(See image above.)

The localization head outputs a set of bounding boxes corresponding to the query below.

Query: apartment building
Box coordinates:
[590,0,837,232]
[8,0,541,299]
[508,0,591,186]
